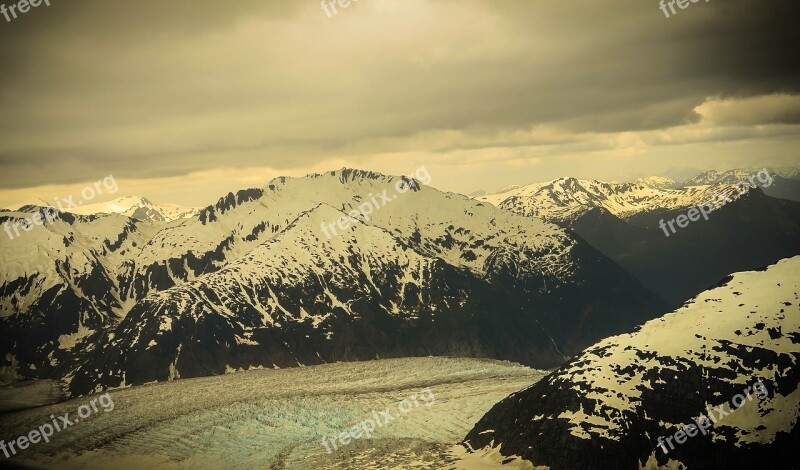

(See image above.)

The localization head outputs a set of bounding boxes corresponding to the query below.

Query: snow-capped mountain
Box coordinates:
[478,171,800,306]
[0,208,157,383]
[679,167,800,202]
[465,256,800,469]
[677,167,799,186]
[0,169,667,396]
[478,177,734,223]
[68,203,564,393]
[67,196,199,222]
[680,168,762,186]
[633,175,677,190]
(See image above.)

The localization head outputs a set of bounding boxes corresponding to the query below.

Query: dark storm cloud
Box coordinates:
[457,0,800,131]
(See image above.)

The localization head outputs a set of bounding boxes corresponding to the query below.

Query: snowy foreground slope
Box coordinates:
[0,357,545,470]
[465,256,800,469]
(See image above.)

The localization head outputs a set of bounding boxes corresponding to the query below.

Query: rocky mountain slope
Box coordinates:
[0,209,156,383]
[465,256,800,469]
[569,190,800,306]
[0,169,667,396]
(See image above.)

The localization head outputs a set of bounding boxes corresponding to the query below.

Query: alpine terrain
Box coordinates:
[0,169,666,398]
[465,256,800,469]
[480,172,800,306]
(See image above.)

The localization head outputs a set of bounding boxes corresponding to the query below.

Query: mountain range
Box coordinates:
[477,168,800,221]
[1,169,666,397]
[478,170,800,306]
[1,166,798,402]
[63,196,199,222]
[478,177,733,223]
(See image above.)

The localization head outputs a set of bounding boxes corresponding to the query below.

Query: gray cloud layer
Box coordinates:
[0,0,798,198]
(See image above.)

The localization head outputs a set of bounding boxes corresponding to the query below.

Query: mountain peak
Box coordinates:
[634,176,677,190]
[68,196,199,222]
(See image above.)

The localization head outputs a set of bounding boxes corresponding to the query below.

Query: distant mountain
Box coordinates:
[474,185,524,201]
[466,189,487,197]
[763,176,800,202]
[0,169,667,396]
[634,175,677,190]
[67,196,199,222]
[480,173,800,307]
[567,190,800,306]
[679,168,800,202]
[680,168,762,186]
[773,167,800,180]
[465,256,800,469]
[478,177,733,223]
[478,167,800,221]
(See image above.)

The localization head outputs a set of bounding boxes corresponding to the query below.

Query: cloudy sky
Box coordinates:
[0,0,798,207]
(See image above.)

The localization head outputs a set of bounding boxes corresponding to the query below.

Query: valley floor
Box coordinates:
[0,357,545,470]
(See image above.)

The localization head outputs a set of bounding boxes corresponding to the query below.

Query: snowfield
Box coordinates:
[0,357,546,469]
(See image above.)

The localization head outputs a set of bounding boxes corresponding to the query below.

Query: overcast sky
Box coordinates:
[0,0,798,207]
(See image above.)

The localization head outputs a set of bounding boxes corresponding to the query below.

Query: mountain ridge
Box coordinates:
[0,169,668,396]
